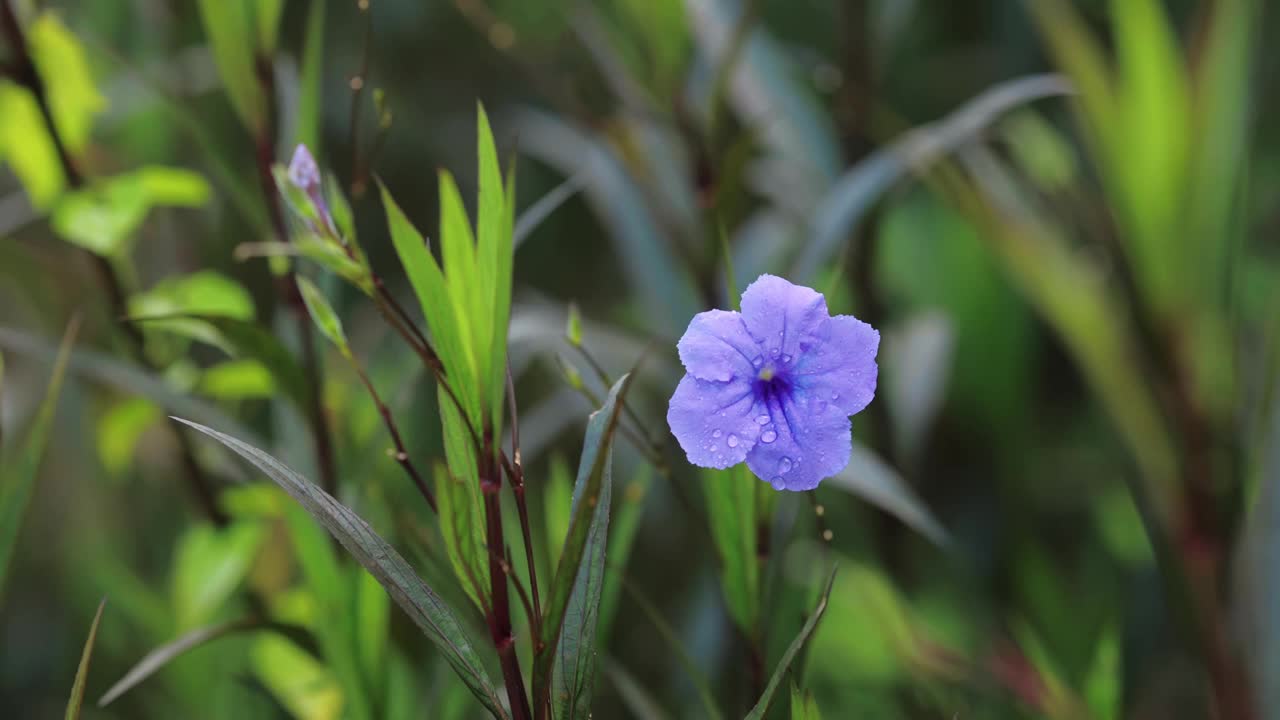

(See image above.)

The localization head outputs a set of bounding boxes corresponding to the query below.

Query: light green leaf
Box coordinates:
[534,375,633,715]
[354,565,391,692]
[0,81,65,208]
[130,270,255,322]
[1084,625,1120,720]
[543,453,573,571]
[475,104,514,438]
[29,12,105,153]
[434,460,487,611]
[170,521,266,630]
[297,0,326,153]
[437,170,482,415]
[251,633,345,720]
[197,0,266,134]
[65,598,106,720]
[174,418,508,718]
[199,359,276,399]
[743,567,837,720]
[790,679,823,720]
[297,276,350,356]
[256,0,286,53]
[96,397,160,476]
[702,463,760,634]
[52,166,210,256]
[0,318,77,597]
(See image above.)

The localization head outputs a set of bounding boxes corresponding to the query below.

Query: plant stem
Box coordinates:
[0,0,227,526]
[505,367,544,641]
[351,362,437,513]
[480,440,533,720]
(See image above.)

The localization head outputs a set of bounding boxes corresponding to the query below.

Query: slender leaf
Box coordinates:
[297,276,350,356]
[514,174,584,249]
[598,467,651,641]
[702,464,759,634]
[534,374,633,714]
[0,318,78,595]
[0,82,66,207]
[790,678,822,720]
[99,617,264,707]
[65,598,106,720]
[197,0,266,134]
[434,461,488,610]
[601,656,671,720]
[28,12,105,154]
[172,418,508,718]
[826,443,949,548]
[743,567,837,720]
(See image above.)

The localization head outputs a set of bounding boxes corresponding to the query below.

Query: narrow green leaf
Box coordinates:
[475,104,513,439]
[552,443,613,719]
[173,418,508,718]
[437,170,483,414]
[0,350,6,446]
[743,567,837,720]
[354,565,391,693]
[52,166,210,256]
[598,467,651,641]
[534,374,634,714]
[256,0,286,53]
[65,598,106,720]
[197,0,266,134]
[702,464,759,634]
[297,0,325,152]
[434,461,488,610]
[827,442,950,548]
[99,617,264,707]
[1084,625,1120,720]
[790,678,822,720]
[0,318,78,596]
[297,276,350,356]
[0,82,66,208]
[543,453,574,571]
[28,12,106,153]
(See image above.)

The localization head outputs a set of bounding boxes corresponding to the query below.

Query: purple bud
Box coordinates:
[287,144,322,192]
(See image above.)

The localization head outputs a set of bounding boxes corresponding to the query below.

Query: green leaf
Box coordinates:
[96,397,160,476]
[437,170,483,415]
[1084,625,1120,720]
[29,12,105,153]
[543,454,573,570]
[827,443,950,548]
[251,632,345,720]
[598,466,650,641]
[790,678,822,720]
[98,617,265,707]
[552,437,613,719]
[434,461,488,610]
[296,235,374,295]
[199,359,276,399]
[475,104,514,438]
[173,418,508,718]
[129,270,255,322]
[744,567,837,720]
[256,0,286,53]
[65,598,106,720]
[170,521,266,629]
[0,318,77,597]
[0,81,65,208]
[197,0,266,134]
[534,374,633,713]
[354,567,391,695]
[297,0,325,158]
[297,276,350,356]
[702,464,760,634]
[52,166,210,256]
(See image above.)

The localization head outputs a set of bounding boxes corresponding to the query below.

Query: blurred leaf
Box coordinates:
[0,318,77,597]
[552,427,614,719]
[256,0,285,53]
[543,453,574,571]
[354,566,391,697]
[883,312,954,463]
[702,463,760,634]
[1026,0,1119,162]
[52,166,210,256]
[327,173,355,243]
[792,74,1072,281]
[514,174,584,250]
[827,443,949,548]
[535,374,633,714]
[251,633,344,720]
[65,598,106,720]
[790,678,822,720]
[199,359,276,400]
[99,617,263,707]
[1001,111,1078,192]
[744,567,837,720]
[296,235,374,295]
[601,656,671,720]
[0,81,65,208]
[1084,625,1120,720]
[810,562,913,685]
[1236,397,1280,714]
[130,270,255,323]
[433,461,487,611]
[474,105,515,438]
[197,0,266,135]
[171,521,266,629]
[297,276,350,356]
[174,418,508,718]
[598,466,650,640]
[29,12,105,153]
[1095,486,1154,568]
[96,397,160,476]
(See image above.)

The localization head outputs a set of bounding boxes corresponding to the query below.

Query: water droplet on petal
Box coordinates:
[770,477,785,490]
[712,429,722,438]
[779,457,793,474]
[782,354,792,363]
[709,445,718,453]
[831,392,839,401]
[755,414,771,425]
[727,434,739,448]
[770,347,780,357]
[761,429,777,444]
[752,355,763,368]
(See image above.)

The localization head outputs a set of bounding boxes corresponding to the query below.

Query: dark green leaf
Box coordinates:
[65,598,106,720]
[743,567,837,720]
[172,418,507,718]
[702,464,759,634]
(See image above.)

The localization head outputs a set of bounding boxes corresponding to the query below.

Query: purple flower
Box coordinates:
[286,144,330,224]
[667,275,879,491]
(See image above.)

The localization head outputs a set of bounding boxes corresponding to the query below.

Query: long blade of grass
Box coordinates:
[0,318,79,595]
[65,598,106,720]
[743,567,837,720]
[513,174,584,249]
[172,418,508,719]
[826,442,950,548]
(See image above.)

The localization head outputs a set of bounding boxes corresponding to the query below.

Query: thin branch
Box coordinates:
[351,362,437,513]
[506,366,544,637]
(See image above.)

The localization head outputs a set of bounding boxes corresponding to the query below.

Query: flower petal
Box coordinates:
[667,374,764,469]
[677,309,760,382]
[791,315,879,416]
[739,274,830,364]
[746,390,851,491]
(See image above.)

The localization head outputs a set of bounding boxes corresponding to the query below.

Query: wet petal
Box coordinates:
[739,274,830,364]
[677,309,760,382]
[746,390,851,491]
[667,374,764,469]
[792,315,879,416]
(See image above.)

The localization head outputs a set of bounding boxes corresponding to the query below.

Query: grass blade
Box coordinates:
[172,417,508,719]
[826,443,950,548]
[66,597,106,720]
[702,464,760,635]
[743,567,837,720]
[0,318,78,595]
[513,174,584,249]
[99,617,263,707]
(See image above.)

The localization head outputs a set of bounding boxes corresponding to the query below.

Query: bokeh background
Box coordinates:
[1,0,1277,717]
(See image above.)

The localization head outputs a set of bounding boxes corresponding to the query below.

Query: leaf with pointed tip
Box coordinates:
[172,418,508,719]
[197,0,266,134]
[513,174,583,249]
[827,443,950,548]
[66,598,106,720]
[534,374,633,715]
[0,319,78,596]
[743,568,837,720]
[701,464,760,635]
[434,460,487,611]
[296,276,349,356]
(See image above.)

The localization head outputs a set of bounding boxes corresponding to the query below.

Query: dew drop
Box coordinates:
[831,392,839,401]
[760,429,777,444]
[727,434,739,448]
[755,414,771,425]
[709,444,718,453]
[782,354,792,363]
[770,477,785,490]
[770,347,780,357]
[752,355,763,368]
[712,429,722,438]
[778,457,793,474]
